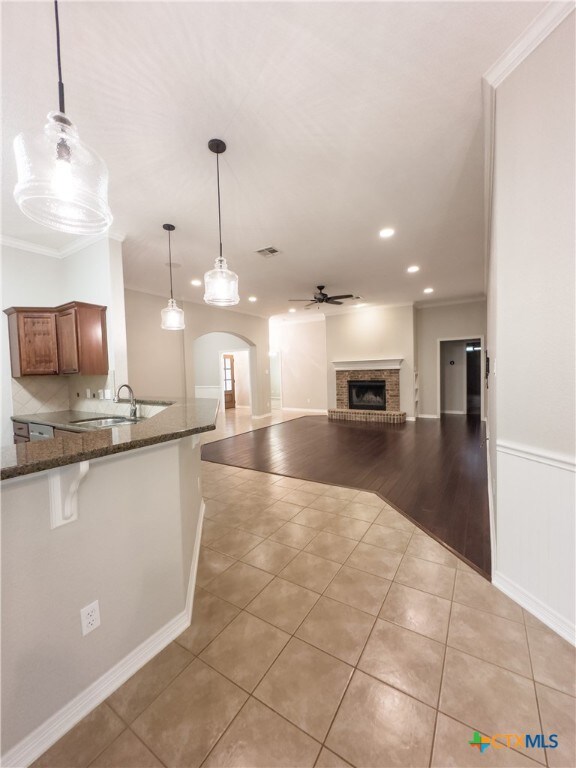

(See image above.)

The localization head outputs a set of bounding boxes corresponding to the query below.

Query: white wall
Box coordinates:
[440,340,467,413]
[125,290,271,416]
[193,332,252,408]
[1,239,127,443]
[325,305,415,416]
[1,436,202,761]
[270,317,328,411]
[233,350,251,407]
[488,12,575,641]
[193,333,250,386]
[415,301,486,417]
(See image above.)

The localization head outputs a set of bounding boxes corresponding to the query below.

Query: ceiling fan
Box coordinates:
[289,285,360,309]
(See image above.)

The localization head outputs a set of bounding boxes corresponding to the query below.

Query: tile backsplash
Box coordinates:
[69,373,116,413]
[69,374,165,417]
[12,377,71,416]
[11,371,166,420]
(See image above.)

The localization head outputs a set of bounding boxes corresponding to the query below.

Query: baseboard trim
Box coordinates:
[405,416,416,422]
[252,412,272,420]
[493,570,575,646]
[417,414,440,419]
[442,410,467,415]
[2,501,205,768]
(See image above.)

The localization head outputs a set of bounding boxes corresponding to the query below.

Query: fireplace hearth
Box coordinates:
[348,380,386,411]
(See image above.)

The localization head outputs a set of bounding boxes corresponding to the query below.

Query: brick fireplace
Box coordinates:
[329,359,406,423]
[337,369,400,411]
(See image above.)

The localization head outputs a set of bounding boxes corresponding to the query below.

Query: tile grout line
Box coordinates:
[523,620,550,768]
[126,727,170,768]
[427,553,457,767]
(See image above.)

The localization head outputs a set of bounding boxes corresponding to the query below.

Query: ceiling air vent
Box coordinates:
[256,246,279,258]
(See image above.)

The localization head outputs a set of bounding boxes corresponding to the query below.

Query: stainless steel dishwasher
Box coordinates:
[28,423,55,441]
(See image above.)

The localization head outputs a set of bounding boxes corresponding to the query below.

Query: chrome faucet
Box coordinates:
[114,384,137,418]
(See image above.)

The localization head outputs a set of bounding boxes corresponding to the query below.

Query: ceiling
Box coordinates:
[1,1,545,318]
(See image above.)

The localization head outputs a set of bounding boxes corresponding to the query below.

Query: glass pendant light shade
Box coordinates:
[204,139,240,306]
[160,223,185,330]
[204,256,240,306]
[13,111,112,235]
[161,298,185,330]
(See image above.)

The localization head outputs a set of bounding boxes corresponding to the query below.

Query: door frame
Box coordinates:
[219,350,252,411]
[436,335,485,419]
[222,353,236,409]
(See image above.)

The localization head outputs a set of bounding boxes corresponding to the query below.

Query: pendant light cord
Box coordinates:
[216,153,223,262]
[54,0,65,113]
[168,229,174,300]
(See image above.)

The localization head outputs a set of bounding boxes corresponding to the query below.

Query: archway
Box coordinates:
[191,331,256,414]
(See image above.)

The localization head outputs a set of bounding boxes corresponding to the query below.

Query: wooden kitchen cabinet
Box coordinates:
[56,302,108,375]
[5,308,59,376]
[4,302,108,377]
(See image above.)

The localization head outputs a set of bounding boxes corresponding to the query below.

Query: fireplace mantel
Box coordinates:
[331,358,403,371]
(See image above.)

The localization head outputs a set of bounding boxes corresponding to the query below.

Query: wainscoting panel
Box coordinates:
[495,442,575,644]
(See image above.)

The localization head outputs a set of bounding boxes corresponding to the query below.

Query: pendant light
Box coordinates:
[204,139,239,306]
[13,1,113,235]
[161,224,185,330]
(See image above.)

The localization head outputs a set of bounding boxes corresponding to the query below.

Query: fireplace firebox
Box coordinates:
[348,380,386,411]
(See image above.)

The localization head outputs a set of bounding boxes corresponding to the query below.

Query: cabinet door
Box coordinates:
[17,313,59,375]
[57,308,79,374]
[76,305,108,375]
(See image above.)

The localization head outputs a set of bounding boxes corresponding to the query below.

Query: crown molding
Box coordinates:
[1,232,125,259]
[414,296,486,310]
[483,2,575,87]
[0,236,61,258]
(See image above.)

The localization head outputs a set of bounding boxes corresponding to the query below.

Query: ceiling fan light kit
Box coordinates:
[13,1,112,235]
[160,224,185,330]
[204,139,240,306]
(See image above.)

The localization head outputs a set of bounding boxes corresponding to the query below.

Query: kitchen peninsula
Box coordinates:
[1,398,218,766]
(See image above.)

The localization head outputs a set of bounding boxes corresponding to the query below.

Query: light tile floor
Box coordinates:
[33,457,575,768]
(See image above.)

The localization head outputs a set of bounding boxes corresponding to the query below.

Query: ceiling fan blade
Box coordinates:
[326,300,343,305]
[327,294,354,301]
[289,299,314,302]
[305,301,317,308]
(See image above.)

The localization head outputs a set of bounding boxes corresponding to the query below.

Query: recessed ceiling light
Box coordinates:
[423,287,434,294]
[379,228,395,238]
[288,308,296,313]
[190,279,202,287]
[248,296,257,302]
[407,265,419,273]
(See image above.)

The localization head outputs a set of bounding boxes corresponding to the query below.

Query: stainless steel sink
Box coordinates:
[70,417,143,428]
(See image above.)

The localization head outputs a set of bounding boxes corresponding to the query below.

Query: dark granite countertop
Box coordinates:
[1,398,219,481]
[12,410,135,432]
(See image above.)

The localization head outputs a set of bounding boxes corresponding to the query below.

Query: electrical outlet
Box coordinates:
[104,389,112,400]
[98,389,104,400]
[85,388,91,399]
[80,600,101,636]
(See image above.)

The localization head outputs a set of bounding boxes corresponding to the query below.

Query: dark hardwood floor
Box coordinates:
[202,415,491,577]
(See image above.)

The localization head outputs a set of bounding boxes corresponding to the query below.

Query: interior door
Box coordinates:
[223,354,236,409]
